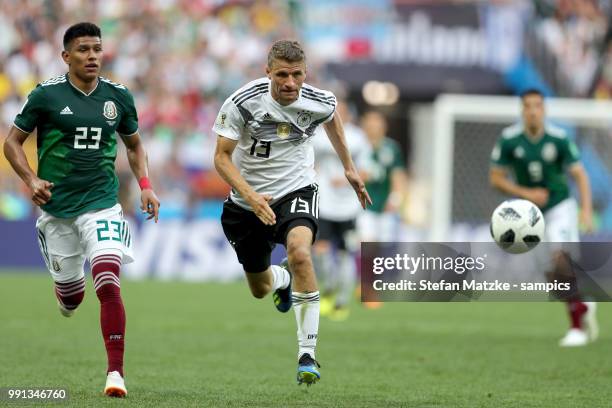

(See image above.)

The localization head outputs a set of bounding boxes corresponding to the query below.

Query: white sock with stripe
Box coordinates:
[293,291,320,360]
[271,265,290,291]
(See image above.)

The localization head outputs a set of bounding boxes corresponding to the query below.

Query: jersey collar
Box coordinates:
[66,73,100,96]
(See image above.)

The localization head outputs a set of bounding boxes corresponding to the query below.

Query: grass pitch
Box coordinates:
[1,271,611,407]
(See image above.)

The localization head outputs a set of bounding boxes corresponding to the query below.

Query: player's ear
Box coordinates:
[265,65,271,79]
[61,49,70,66]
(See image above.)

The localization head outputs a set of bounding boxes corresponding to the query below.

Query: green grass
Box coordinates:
[1,271,611,407]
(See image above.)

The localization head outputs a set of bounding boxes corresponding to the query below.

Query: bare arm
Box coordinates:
[323,114,372,209]
[3,126,53,206]
[568,162,593,231]
[213,136,276,225]
[489,166,549,207]
[121,132,160,222]
[385,168,407,212]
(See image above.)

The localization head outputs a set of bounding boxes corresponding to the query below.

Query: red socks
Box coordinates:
[91,254,125,376]
[54,277,85,310]
[567,300,587,329]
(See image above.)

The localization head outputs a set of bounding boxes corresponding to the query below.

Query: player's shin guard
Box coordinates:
[91,254,125,376]
[293,291,320,359]
[54,277,85,311]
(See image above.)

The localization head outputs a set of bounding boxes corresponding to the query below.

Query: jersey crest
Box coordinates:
[103,101,118,120]
[297,110,313,127]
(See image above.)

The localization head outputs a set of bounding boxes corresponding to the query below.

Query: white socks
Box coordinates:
[292,291,320,359]
[270,264,290,291]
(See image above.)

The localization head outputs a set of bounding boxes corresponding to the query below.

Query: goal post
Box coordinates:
[428,94,612,241]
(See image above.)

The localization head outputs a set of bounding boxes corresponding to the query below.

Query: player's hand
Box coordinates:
[579,207,594,233]
[249,193,276,225]
[141,189,161,223]
[524,188,549,208]
[345,168,372,209]
[28,177,54,206]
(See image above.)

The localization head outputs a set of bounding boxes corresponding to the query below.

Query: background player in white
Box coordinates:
[312,100,371,320]
[213,40,370,385]
[490,89,595,347]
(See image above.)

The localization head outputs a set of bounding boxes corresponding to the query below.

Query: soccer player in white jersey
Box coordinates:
[312,101,371,321]
[213,40,371,385]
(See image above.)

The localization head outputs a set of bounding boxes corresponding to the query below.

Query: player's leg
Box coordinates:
[312,220,336,316]
[545,199,595,346]
[221,199,291,310]
[284,223,321,385]
[330,219,358,321]
[77,204,134,396]
[36,214,86,317]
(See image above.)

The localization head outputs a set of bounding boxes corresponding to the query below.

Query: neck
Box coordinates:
[525,125,544,140]
[68,72,98,94]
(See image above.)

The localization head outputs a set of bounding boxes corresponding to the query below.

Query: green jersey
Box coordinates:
[14,74,138,218]
[365,138,405,213]
[490,123,580,212]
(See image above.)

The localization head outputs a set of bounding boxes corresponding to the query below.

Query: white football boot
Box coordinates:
[57,300,74,318]
[559,328,588,347]
[104,371,127,397]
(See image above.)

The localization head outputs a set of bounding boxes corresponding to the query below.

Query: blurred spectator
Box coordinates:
[0,0,298,220]
[536,0,609,96]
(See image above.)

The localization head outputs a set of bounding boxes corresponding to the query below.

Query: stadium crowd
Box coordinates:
[0,0,611,221]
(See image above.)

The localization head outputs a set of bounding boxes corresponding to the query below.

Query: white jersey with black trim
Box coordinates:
[313,123,371,221]
[213,77,337,210]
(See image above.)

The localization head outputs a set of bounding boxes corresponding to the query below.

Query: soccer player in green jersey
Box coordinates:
[359,111,407,242]
[490,89,595,347]
[3,22,160,396]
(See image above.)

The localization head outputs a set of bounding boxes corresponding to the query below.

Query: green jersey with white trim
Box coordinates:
[364,138,405,213]
[490,124,580,212]
[13,73,138,218]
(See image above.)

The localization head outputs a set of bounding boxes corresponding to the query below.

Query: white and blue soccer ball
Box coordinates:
[490,199,545,254]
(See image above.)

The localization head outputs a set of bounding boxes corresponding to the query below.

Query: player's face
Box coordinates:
[361,112,387,145]
[522,94,545,134]
[62,37,103,82]
[266,58,306,105]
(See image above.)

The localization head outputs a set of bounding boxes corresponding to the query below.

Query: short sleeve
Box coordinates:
[490,137,511,167]
[354,136,372,170]
[212,98,245,140]
[321,92,337,124]
[13,86,46,133]
[561,138,580,166]
[117,90,139,136]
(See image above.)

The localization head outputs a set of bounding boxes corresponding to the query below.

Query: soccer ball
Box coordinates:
[490,199,545,254]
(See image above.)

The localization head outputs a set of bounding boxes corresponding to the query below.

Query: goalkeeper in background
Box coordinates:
[489,89,595,347]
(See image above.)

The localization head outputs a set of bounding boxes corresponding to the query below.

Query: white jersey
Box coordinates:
[213,77,336,210]
[313,123,371,221]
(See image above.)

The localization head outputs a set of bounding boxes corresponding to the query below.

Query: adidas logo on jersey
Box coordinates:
[60,106,73,115]
[262,112,273,121]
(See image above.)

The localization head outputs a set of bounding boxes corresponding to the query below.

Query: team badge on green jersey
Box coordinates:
[103,101,118,120]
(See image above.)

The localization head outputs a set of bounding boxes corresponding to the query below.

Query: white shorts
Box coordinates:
[544,198,579,243]
[357,211,401,242]
[35,204,134,283]
[534,198,580,272]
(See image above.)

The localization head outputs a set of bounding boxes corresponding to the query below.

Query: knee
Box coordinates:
[287,244,312,273]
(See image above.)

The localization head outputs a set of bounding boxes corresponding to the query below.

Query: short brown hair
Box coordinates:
[267,40,305,68]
